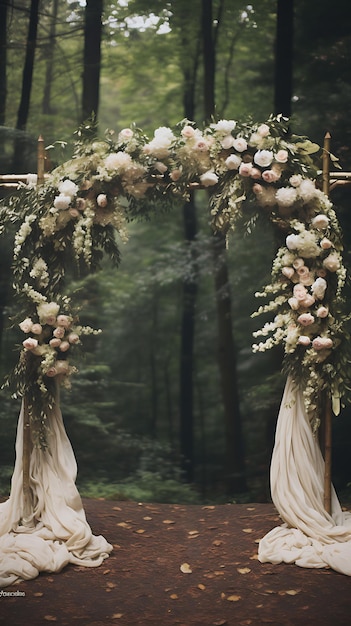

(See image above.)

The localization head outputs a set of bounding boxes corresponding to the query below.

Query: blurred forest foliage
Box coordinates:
[1,0,351,504]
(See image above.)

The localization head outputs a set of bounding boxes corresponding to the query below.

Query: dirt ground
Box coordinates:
[1,499,351,626]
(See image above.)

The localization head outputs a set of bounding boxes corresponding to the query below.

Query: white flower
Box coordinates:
[297,313,314,326]
[298,179,317,202]
[23,337,38,350]
[316,306,329,318]
[320,237,332,250]
[311,277,327,300]
[286,233,299,250]
[26,174,38,188]
[225,154,242,170]
[97,194,108,207]
[37,301,60,325]
[58,179,78,197]
[257,124,270,137]
[118,128,134,141]
[54,194,71,210]
[145,126,175,159]
[181,125,196,138]
[289,174,302,187]
[200,170,219,187]
[221,135,235,149]
[105,151,132,171]
[312,214,329,230]
[298,335,311,346]
[323,252,340,272]
[213,119,236,134]
[254,150,274,167]
[233,137,248,152]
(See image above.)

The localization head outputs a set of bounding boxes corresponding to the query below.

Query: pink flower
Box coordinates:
[118,128,134,141]
[56,360,70,375]
[320,237,332,250]
[49,338,61,348]
[262,169,280,183]
[31,324,43,335]
[312,336,333,350]
[97,194,108,208]
[257,124,270,137]
[282,266,295,280]
[239,162,253,177]
[170,169,182,181]
[56,315,71,328]
[298,335,311,346]
[181,125,196,138]
[316,306,329,318]
[300,294,316,308]
[23,337,38,350]
[155,162,168,174]
[69,208,80,218]
[251,167,262,179]
[297,313,314,326]
[59,341,70,352]
[252,183,263,195]
[194,139,209,152]
[292,258,304,269]
[220,135,235,150]
[19,318,33,333]
[293,284,308,301]
[275,149,288,163]
[45,367,58,377]
[68,332,79,344]
[288,297,299,310]
[53,326,65,339]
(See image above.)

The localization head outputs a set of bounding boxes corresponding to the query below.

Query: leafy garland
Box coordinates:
[0,115,349,445]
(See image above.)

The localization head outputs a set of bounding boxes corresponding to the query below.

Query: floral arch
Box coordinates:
[0,114,351,585]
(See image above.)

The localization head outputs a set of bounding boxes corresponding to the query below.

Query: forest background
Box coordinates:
[0,0,351,505]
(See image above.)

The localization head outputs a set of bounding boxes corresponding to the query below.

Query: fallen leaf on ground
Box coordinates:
[227,595,242,602]
[237,567,251,574]
[112,614,124,619]
[242,528,253,533]
[44,617,57,622]
[163,519,175,524]
[198,584,206,590]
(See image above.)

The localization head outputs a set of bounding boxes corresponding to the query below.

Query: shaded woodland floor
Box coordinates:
[1,499,351,626]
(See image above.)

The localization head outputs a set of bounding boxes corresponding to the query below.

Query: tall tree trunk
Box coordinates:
[42,0,59,115]
[81,0,103,124]
[13,0,40,172]
[201,0,247,494]
[274,0,294,116]
[0,0,8,126]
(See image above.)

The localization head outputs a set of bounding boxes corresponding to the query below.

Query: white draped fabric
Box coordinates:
[0,401,112,588]
[258,377,351,575]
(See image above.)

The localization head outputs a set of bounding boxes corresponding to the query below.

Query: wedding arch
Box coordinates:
[0,115,351,586]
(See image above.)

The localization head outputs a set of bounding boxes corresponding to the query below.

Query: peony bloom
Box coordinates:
[194,139,210,152]
[298,335,311,346]
[54,194,71,210]
[19,318,33,333]
[275,149,289,163]
[58,179,78,198]
[233,137,248,152]
[254,150,274,168]
[213,119,236,134]
[312,336,333,350]
[286,234,299,250]
[323,253,340,272]
[225,154,242,170]
[200,170,219,187]
[288,297,299,310]
[53,326,65,339]
[312,214,329,230]
[297,313,314,326]
[276,187,298,207]
[239,162,253,177]
[105,151,132,171]
[311,277,327,300]
[298,179,317,201]
[292,257,304,269]
[23,337,38,350]
[37,302,60,325]
[144,126,175,159]
[97,194,108,208]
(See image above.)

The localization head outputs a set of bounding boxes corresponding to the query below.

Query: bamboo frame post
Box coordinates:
[322,131,333,515]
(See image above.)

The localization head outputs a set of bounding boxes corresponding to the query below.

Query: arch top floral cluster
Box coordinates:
[0,114,348,440]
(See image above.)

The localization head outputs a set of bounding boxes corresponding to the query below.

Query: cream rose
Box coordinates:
[254,150,274,168]
[200,170,219,187]
[19,318,33,333]
[225,154,242,170]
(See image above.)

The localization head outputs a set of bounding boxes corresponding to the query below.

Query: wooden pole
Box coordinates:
[37,135,45,185]
[322,131,333,515]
